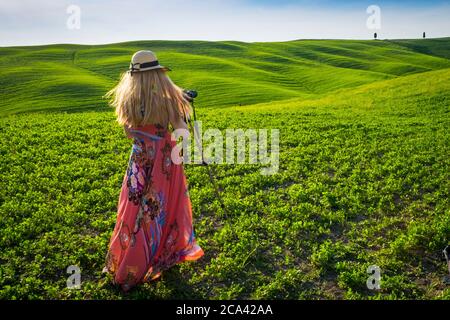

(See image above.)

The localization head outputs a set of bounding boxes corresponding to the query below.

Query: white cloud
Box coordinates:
[0,0,449,46]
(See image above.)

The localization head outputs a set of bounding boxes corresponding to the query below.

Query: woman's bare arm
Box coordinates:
[169,106,189,131]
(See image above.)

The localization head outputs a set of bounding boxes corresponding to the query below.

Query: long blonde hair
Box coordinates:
[105,69,191,128]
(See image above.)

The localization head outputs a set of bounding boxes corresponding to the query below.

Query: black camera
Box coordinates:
[183,89,198,102]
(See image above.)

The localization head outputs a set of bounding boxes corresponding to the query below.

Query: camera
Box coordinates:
[183,89,198,102]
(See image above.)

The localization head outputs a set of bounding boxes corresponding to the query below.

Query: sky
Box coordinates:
[0,0,449,46]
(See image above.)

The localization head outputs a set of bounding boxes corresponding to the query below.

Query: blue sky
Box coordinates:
[245,0,448,7]
[0,0,449,46]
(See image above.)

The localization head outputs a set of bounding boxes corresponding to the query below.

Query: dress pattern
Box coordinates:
[104,124,204,291]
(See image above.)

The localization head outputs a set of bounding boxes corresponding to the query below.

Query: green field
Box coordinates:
[0,38,449,299]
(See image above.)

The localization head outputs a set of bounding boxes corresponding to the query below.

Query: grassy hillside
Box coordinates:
[0,62,449,300]
[1,38,450,114]
[391,37,450,60]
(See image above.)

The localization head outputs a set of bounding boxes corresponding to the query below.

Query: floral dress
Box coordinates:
[104,124,204,291]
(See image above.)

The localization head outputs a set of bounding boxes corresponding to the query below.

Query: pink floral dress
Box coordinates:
[104,124,204,291]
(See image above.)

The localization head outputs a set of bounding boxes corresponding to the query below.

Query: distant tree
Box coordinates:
[374,32,377,40]
[423,32,426,39]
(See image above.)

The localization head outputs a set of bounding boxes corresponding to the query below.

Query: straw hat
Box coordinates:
[129,50,171,73]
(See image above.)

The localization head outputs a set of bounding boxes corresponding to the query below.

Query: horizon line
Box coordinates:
[2,36,450,48]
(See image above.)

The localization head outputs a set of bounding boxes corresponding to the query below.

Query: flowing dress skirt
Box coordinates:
[104,124,204,291]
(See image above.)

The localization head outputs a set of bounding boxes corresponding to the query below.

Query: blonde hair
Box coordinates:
[105,69,191,128]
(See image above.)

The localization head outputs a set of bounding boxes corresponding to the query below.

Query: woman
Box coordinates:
[103,50,204,291]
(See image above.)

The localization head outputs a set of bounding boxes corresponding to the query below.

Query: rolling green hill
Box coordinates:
[1,38,450,115]
[0,38,449,299]
[391,37,450,60]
